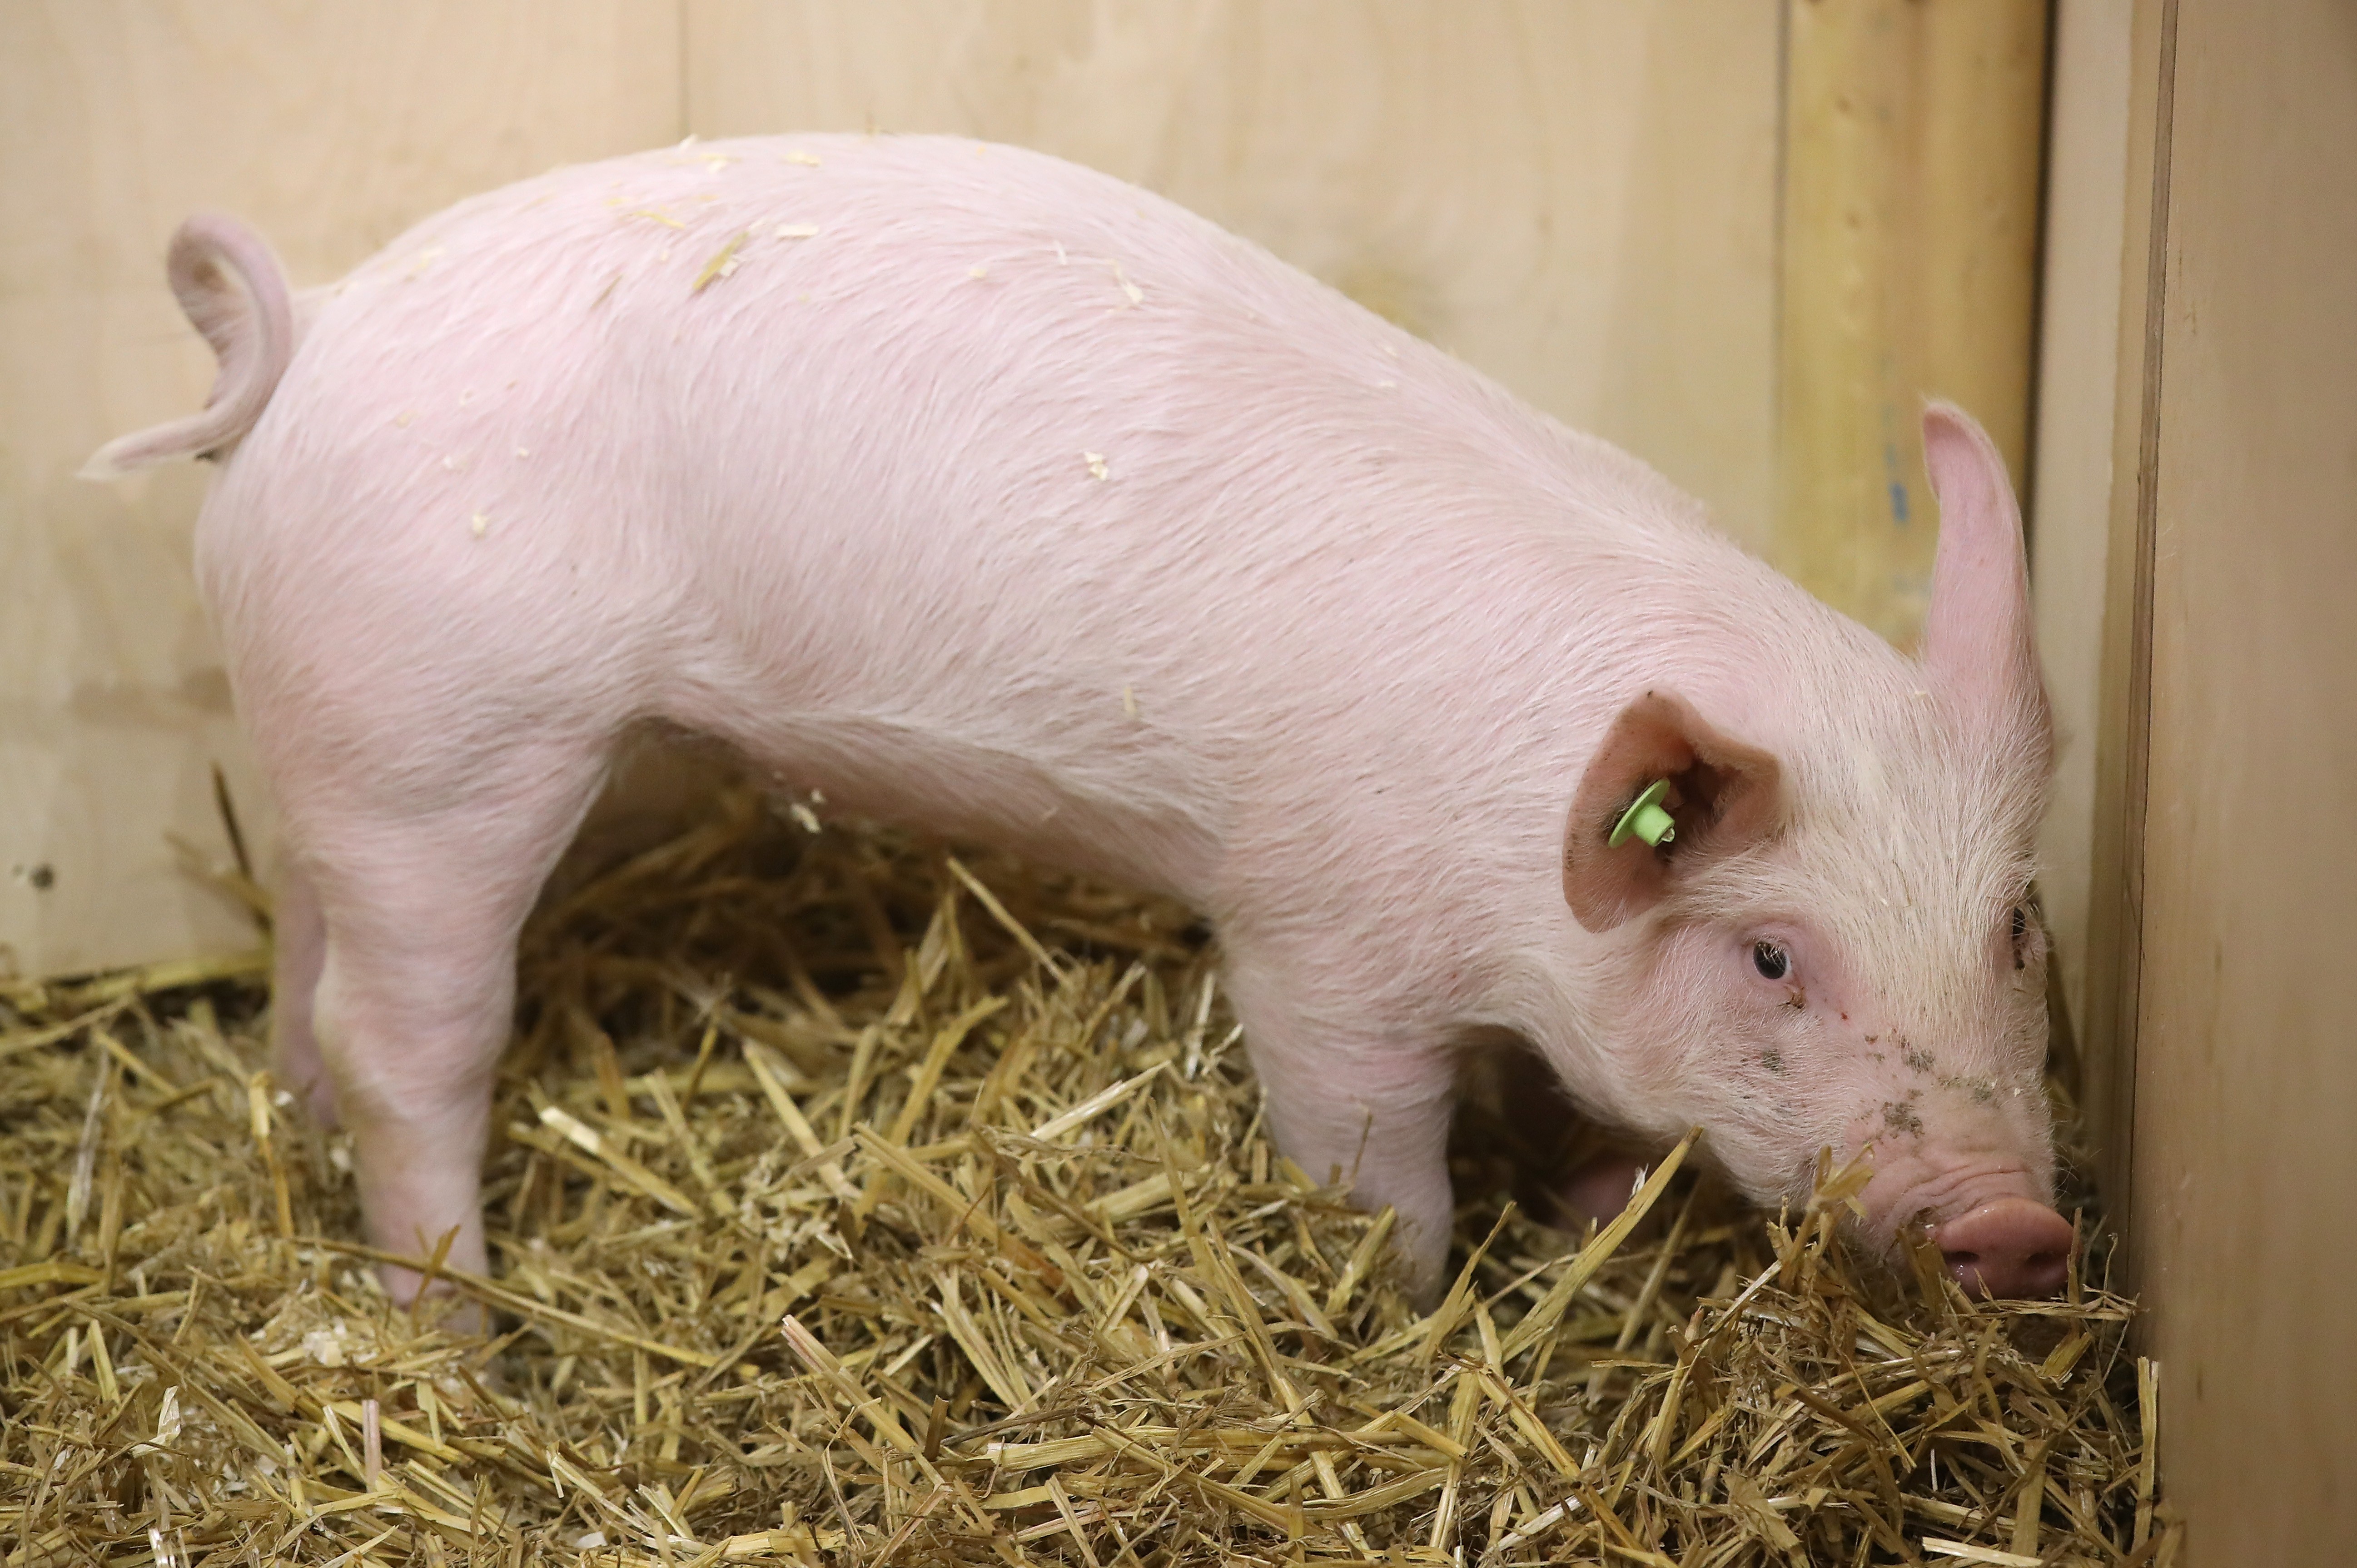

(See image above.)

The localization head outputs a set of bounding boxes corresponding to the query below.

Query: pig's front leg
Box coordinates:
[1222,950,1460,1305]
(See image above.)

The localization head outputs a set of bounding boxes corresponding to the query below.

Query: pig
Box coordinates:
[88,135,2071,1304]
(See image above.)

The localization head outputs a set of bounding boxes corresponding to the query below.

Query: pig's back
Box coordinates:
[205,135,1750,901]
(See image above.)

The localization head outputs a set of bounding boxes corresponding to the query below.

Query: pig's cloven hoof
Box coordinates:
[1932,1197,2072,1298]
[1551,1152,1652,1227]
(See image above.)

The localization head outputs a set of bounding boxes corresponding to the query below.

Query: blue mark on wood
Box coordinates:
[1881,437,1911,525]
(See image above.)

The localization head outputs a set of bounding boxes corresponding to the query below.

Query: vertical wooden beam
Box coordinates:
[2029,0,2136,1073]
[1776,0,2049,648]
[2078,0,2176,1232]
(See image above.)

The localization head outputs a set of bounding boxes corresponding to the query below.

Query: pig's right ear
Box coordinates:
[1562,690,1783,932]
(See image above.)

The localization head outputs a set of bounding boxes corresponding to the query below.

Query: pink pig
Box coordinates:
[91,136,2071,1302]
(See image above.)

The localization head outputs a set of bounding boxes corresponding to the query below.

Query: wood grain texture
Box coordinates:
[2128,0,2357,1556]
[683,0,1780,552]
[0,0,680,979]
[1776,0,2049,647]
[2029,0,2134,1057]
[2077,0,2178,1217]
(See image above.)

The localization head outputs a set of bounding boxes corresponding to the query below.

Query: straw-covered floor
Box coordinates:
[0,786,2174,1565]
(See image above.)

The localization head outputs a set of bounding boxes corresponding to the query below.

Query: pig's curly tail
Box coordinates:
[81,212,294,478]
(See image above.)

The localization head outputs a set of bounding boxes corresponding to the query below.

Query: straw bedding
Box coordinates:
[0,786,2174,1565]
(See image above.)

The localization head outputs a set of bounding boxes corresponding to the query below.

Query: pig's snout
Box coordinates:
[1930,1198,2072,1298]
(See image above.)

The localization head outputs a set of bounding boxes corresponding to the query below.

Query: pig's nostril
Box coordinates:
[1940,1244,2068,1298]
[1930,1198,2074,1299]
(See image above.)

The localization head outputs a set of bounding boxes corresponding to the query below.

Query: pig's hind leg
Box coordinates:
[294,740,611,1301]
[268,859,333,1124]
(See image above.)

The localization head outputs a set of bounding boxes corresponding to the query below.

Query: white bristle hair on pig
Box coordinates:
[88,136,2071,1306]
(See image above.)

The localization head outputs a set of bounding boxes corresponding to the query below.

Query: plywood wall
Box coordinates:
[0,0,681,981]
[2107,0,2357,1556]
[2,0,1781,980]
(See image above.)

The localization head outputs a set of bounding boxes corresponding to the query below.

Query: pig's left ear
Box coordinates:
[1563,690,1783,932]
[1921,403,2047,738]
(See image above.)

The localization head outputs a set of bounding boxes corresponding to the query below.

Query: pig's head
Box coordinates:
[1561,404,2069,1296]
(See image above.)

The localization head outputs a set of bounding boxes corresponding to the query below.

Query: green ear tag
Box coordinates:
[1610,778,1677,849]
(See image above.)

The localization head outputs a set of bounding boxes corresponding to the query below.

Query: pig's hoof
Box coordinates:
[1932,1198,2073,1298]
[407,1289,488,1339]
[382,1265,490,1335]
[1549,1152,1652,1227]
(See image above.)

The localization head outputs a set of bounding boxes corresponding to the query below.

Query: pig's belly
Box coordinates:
[680,699,1224,905]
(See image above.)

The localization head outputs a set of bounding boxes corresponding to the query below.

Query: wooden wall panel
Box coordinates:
[2125,0,2357,1557]
[2075,0,2178,1234]
[2029,0,2135,1057]
[683,0,1781,555]
[0,1,681,981]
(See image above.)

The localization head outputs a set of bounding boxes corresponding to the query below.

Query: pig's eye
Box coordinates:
[1751,941,1790,981]
[2009,905,2030,970]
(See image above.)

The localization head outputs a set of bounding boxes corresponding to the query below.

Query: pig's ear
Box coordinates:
[1921,403,2046,737]
[1563,690,1783,932]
